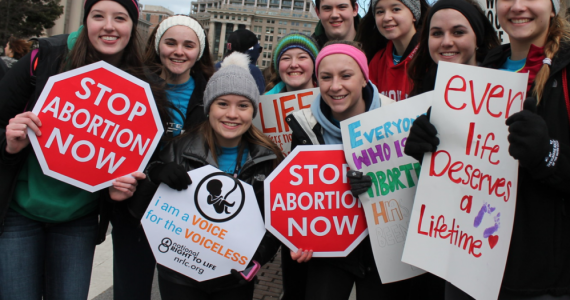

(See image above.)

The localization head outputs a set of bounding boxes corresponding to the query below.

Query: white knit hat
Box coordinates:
[154,16,207,60]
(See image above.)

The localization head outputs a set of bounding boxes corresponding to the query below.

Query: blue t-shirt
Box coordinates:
[218,146,249,175]
[500,57,526,73]
[166,77,195,136]
[393,48,402,65]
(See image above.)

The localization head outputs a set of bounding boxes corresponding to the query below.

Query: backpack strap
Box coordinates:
[562,68,570,124]
[29,48,39,87]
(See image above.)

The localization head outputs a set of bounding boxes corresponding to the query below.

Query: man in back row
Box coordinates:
[312,0,360,48]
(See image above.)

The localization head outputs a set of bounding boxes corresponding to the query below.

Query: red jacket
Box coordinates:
[369,40,418,101]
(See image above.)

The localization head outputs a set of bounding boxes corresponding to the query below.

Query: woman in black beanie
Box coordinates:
[407,0,500,96]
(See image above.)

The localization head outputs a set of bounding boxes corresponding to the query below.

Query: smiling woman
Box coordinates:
[144,15,214,137]
[0,0,152,299]
[355,0,429,102]
[284,41,405,300]
[407,0,500,96]
[129,51,283,300]
[264,33,320,94]
[109,15,216,300]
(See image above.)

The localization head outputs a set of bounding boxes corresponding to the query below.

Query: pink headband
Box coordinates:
[315,44,369,82]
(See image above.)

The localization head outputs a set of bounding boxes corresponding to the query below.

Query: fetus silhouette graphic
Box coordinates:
[206,179,236,214]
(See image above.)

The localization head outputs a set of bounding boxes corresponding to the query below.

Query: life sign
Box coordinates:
[252,88,318,156]
[28,61,163,192]
[142,165,266,282]
[402,62,527,300]
[340,92,432,283]
[265,145,368,257]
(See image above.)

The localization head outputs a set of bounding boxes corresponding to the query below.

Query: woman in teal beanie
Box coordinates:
[265,33,320,95]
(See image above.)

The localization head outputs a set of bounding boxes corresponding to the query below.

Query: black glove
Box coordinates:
[347,170,372,196]
[506,97,551,168]
[149,162,192,191]
[404,108,439,162]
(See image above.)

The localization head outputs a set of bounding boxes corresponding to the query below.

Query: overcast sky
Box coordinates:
[140,0,191,15]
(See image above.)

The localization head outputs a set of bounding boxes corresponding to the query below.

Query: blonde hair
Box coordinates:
[534,15,570,103]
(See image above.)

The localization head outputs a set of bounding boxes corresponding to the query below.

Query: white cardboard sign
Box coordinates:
[253,88,319,156]
[340,92,433,283]
[477,0,510,44]
[142,165,266,282]
[402,62,528,299]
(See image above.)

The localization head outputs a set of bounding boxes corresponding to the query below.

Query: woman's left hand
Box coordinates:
[109,172,146,201]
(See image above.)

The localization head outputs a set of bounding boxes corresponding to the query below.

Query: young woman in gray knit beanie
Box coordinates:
[133,52,283,300]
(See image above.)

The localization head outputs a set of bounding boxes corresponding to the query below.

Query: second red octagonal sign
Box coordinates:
[265,144,368,257]
[29,61,163,192]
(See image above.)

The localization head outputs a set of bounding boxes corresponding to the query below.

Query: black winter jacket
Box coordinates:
[481,43,570,296]
[129,133,281,292]
[0,34,113,243]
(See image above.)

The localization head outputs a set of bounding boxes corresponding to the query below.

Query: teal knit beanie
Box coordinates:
[273,33,320,68]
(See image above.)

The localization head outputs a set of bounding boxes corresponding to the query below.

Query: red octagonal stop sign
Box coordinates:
[265,144,368,257]
[29,61,163,192]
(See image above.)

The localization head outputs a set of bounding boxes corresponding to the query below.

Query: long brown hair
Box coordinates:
[408,0,500,96]
[355,0,430,62]
[7,36,32,59]
[143,16,215,84]
[196,120,284,168]
[533,15,570,103]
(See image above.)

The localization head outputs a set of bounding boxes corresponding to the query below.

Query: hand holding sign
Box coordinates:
[150,162,192,191]
[403,111,439,162]
[5,112,43,154]
[290,248,313,263]
[109,171,146,201]
[346,170,373,196]
[506,97,552,168]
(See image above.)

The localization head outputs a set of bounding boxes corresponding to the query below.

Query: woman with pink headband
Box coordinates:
[285,41,411,300]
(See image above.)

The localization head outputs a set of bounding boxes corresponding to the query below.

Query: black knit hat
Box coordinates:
[83,0,140,24]
[426,0,485,48]
[226,29,259,54]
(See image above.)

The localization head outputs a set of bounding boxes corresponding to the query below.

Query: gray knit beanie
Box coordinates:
[203,52,260,118]
[373,0,421,24]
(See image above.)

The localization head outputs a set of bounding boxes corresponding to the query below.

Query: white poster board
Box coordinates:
[477,0,510,44]
[253,88,319,156]
[142,165,266,282]
[340,92,432,283]
[402,62,528,299]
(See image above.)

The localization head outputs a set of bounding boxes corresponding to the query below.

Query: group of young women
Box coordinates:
[0,0,568,299]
